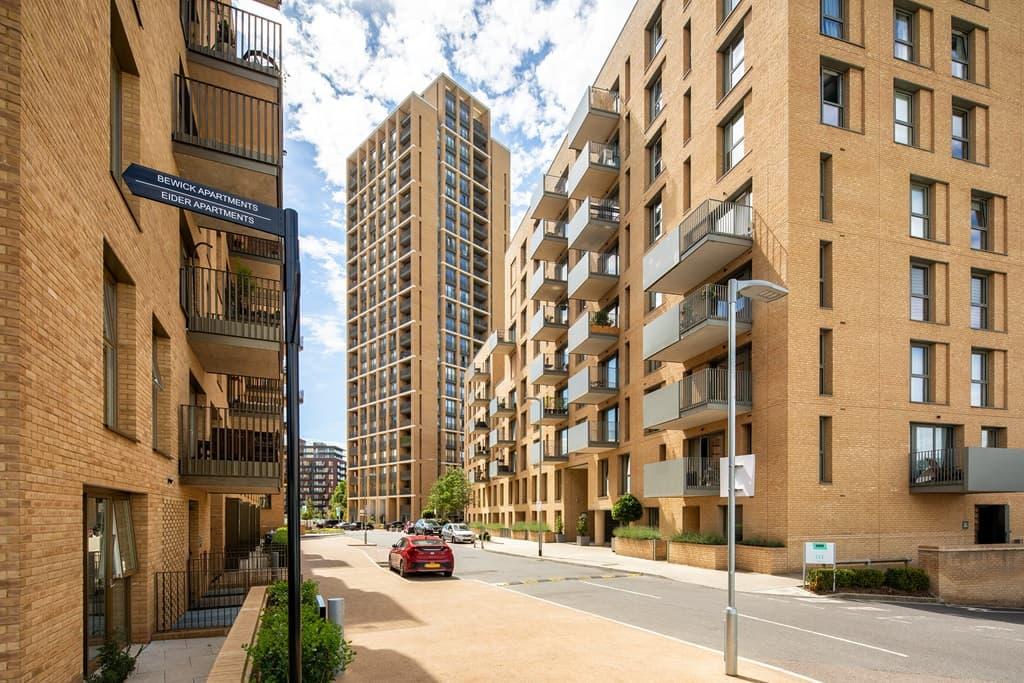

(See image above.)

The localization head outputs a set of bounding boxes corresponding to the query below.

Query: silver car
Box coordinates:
[441,522,475,544]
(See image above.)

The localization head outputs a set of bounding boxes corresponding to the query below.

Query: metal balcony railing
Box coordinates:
[540,220,567,238]
[540,354,569,373]
[540,174,568,197]
[910,448,963,488]
[173,74,281,165]
[585,86,620,114]
[583,141,620,170]
[541,305,569,325]
[585,251,619,276]
[679,284,751,335]
[587,366,618,390]
[678,199,753,255]
[585,197,620,224]
[685,456,720,490]
[678,368,751,410]
[180,0,282,74]
[588,420,619,443]
[180,264,282,341]
[227,233,282,261]
[227,375,283,414]
[178,404,281,480]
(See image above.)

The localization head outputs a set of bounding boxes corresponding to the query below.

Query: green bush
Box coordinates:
[483,522,504,531]
[576,513,588,536]
[612,525,661,540]
[885,567,930,593]
[271,526,288,546]
[511,521,550,532]
[86,635,145,683]
[806,568,855,591]
[611,493,643,525]
[850,568,886,589]
[738,537,785,548]
[265,580,319,609]
[511,521,528,531]
[468,521,486,530]
[670,531,726,545]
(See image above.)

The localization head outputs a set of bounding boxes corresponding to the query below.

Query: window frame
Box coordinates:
[910,342,931,403]
[723,32,745,95]
[951,107,970,160]
[951,29,970,80]
[820,68,845,128]
[970,271,989,330]
[970,196,989,251]
[894,8,915,62]
[818,415,833,484]
[819,240,833,307]
[894,89,915,146]
[103,269,118,429]
[598,458,610,497]
[619,453,631,495]
[647,134,664,183]
[910,262,931,322]
[821,0,845,39]
[909,183,930,239]
[648,74,664,124]
[723,109,745,172]
[648,196,664,243]
[970,349,989,408]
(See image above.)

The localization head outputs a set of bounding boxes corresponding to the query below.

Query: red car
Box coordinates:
[388,535,454,577]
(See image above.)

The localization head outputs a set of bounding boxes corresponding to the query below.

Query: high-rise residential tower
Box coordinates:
[346,75,510,523]
[465,0,1024,571]
[299,440,347,515]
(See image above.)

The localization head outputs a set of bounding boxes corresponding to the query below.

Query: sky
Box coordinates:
[238,0,637,445]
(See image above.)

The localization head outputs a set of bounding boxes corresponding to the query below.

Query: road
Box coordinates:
[343,531,1024,682]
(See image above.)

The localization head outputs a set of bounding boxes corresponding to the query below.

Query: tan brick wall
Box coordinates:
[919,545,1024,607]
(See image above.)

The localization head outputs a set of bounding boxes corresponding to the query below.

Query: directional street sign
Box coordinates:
[122,163,285,237]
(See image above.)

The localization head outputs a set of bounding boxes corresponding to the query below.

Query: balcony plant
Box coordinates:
[576,512,590,546]
[591,310,611,327]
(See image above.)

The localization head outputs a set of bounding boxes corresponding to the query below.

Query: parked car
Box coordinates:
[403,521,416,534]
[413,519,442,536]
[389,535,454,577]
[351,521,375,531]
[323,519,342,528]
[441,522,475,544]
[386,520,405,531]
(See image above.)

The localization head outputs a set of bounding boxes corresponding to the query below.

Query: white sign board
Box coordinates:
[719,454,756,497]
[804,541,835,565]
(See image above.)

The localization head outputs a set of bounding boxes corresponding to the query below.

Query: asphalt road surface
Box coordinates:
[342,531,1024,682]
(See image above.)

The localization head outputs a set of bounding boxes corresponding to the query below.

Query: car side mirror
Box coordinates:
[392,542,400,548]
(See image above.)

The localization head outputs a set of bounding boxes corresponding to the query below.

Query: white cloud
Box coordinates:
[304,313,348,355]
[299,234,347,310]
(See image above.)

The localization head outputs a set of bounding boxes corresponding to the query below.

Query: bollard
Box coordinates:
[328,597,345,629]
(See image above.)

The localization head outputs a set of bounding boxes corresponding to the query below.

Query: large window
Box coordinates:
[894,90,914,146]
[910,183,930,238]
[910,262,931,321]
[894,9,914,62]
[648,195,664,243]
[648,134,664,182]
[723,109,745,172]
[821,68,844,127]
[723,32,745,94]
[971,349,989,407]
[648,74,664,123]
[647,10,664,62]
[951,107,970,160]
[910,343,931,402]
[821,0,844,38]
[910,423,955,456]
[970,271,989,329]
[951,29,969,80]
[970,196,989,251]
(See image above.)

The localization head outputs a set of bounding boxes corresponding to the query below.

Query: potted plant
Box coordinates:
[610,493,643,552]
[591,310,611,327]
[576,512,590,546]
[554,514,565,543]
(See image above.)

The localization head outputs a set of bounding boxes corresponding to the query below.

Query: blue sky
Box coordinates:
[240,0,636,445]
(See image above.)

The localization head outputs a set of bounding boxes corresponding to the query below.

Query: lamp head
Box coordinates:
[737,279,789,302]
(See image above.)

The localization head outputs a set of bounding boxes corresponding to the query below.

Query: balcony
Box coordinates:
[467,362,489,383]
[482,329,516,358]
[566,420,619,454]
[529,174,569,221]
[530,439,569,465]
[181,0,283,75]
[567,86,620,151]
[227,233,282,263]
[643,199,754,295]
[643,368,751,432]
[528,262,568,302]
[567,141,619,200]
[489,397,516,418]
[529,398,569,426]
[489,429,516,449]
[470,447,489,462]
[643,284,751,362]
[529,305,569,342]
[568,197,620,252]
[470,389,489,408]
[528,220,568,261]
[472,420,489,435]
[568,251,619,301]
[179,404,281,493]
[469,468,489,484]
[643,457,721,498]
[489,461,514,478]
[180,265,281,378]
[527,353,569,385]
[567,366,618,404]
[567,311,619,356]
[172,75,281,206]
[910,448,1024,493]
[226,375,282,415]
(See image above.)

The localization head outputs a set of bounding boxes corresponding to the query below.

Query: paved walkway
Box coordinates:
[482,537,805,594]
[129,636,225,683]
[303,535,806,682]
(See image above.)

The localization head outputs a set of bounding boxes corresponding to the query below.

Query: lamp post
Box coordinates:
[520,396,545,557]
[725,278,788,677]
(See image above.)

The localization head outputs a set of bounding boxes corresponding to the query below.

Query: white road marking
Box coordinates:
[843,605,887,612]
[476,582,821,683]
[743,614,908,657]
[579,581,662,599]
[797,597,843,604]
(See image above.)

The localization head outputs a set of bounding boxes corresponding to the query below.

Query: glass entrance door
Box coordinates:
[84,494,137,675]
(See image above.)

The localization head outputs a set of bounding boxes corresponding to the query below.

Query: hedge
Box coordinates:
[738,536,785,548]
[807,567,929,593]
[612,525,662,540]
[670,531,727,545]
[511,521,551,532]
[271,526,288,546]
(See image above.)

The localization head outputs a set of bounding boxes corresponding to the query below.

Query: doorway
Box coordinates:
[975,505,1009,544]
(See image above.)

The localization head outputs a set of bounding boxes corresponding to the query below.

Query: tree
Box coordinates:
[611,493,642,526]
[329,481,348,520]
[426,468,471,520]
[301,497,314,521]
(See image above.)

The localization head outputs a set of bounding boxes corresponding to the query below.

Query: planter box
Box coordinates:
[668,541,727,569]
[207,585,266,679]
[613,537,667,561]
[498,528,512,538]
[512,530,529,540]
[736,545,789,574]
[527,531,556,543]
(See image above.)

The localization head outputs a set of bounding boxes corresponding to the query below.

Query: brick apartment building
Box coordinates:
[0,0,289,677]
[345,75,510,524]
[465,0,1024,570]
[300,440,346,515]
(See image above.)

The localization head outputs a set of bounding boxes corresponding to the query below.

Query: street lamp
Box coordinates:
[520,396,545,557]
[725,278,788,677]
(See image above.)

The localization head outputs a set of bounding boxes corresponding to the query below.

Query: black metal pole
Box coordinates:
[284,208,303,682]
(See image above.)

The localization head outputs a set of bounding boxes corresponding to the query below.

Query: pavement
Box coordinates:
[307,531,1024,682]
[129,636,224,683]
[301,533,804,682]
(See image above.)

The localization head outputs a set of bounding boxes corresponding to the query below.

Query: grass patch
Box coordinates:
[612,525,662,540]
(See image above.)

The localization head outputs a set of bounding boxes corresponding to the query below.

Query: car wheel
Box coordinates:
[399,560,407,578]
[443,571,452,577]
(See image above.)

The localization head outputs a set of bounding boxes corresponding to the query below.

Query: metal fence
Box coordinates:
[910,448,963,487]
[679,199,753,254]
[179,404,281,481]
[678,284,752,335]
[180,0,283,74]
[227,233,282,261]
[678,367,752,411]
[180,264,282,341]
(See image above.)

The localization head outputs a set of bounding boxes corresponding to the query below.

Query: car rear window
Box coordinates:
[411,539,444,547]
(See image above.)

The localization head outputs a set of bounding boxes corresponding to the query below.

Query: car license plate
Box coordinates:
[424,562,441,569]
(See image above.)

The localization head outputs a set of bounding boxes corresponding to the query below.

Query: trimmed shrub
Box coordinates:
[271,526,288,546]
[738,537,785,548]
[512,521,550,532]
[885,567,930,593]
[850,568,886,589]
[806,568,855,591]
[468,521,486,530]
[671,531,727,545]
[266,579,319,609]
[612,525,661,540]
[483,522,504,531]
[611,493,643,525]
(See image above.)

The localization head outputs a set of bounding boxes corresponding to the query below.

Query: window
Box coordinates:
[819,329,833,395]
[819,240,833,307]
[910,183,930,238]
[910,262,931,321]
[648,195,663,243]
[894,90,914,145]
[821,68,844,127]
[951,29,969,80]
[619,454,631,494]
[647,507,660,528]
[951,108,970,160]
[151,329,168,452]
[821,0,844,39]
[722,109,745,172]
[910,423,954,455]
[910,343,931,402]
[647,11,664,62]
[970,196,989,251]
[648,74,664,123]
[894,9,914,62]
[819,416,833,483]
[723,32,745,94]
[980,427,1004,448]
[971,349,989,407]
[103,270,118,428]
[719,504,743,542]
[109,50,123,179]
[648,134,664,182]
[723,0,741,19]
[599,459,609,497]
[970,272,988,329]
[819,154,833,220]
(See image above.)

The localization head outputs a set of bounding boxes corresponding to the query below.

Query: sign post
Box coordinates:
[123,164,303,681]
[803,541,837,592]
